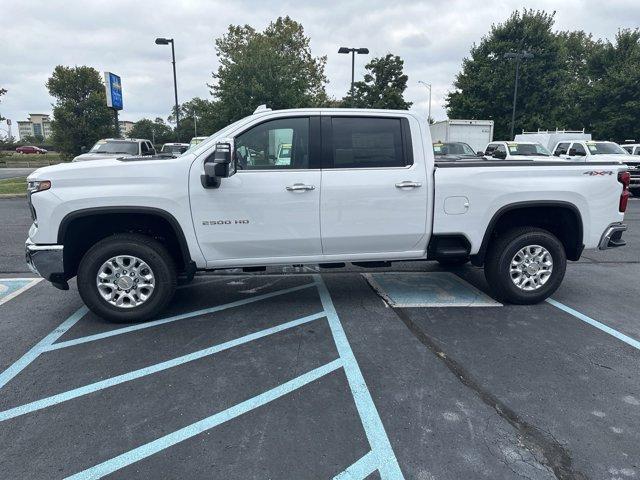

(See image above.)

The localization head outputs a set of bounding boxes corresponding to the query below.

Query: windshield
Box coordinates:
[508,143,551,156]
[162,144,188,154]
[585,142,627,155]
[90,140,138,155]
[433,142,475,155]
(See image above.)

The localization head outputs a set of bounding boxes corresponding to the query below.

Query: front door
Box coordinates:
[320,115,429,256]
[189,116,322,267]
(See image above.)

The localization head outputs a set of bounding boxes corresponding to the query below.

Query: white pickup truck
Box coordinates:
[25,108,630,322]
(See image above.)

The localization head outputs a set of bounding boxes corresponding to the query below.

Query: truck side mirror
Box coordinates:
[201,139,236,189]
[476,151,484,156]
[492,150,506,160]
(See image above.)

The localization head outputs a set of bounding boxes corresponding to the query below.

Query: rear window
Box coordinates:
[331,117,408,168]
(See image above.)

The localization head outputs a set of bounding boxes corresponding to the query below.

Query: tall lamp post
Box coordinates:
[155,37,180,139]
[338,47,369,94]
[503,51,533,139]
[418,81,432,123]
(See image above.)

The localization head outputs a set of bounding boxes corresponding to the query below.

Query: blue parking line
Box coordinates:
[0,311,326,423]
[547,299,640,351]
[333,451,377,479]
[314,275,404,480]
[0,306,88,390]
[65,359,343,480]
[46,283,315,351]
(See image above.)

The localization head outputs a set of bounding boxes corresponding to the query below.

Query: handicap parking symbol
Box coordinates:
[0,278,41,306]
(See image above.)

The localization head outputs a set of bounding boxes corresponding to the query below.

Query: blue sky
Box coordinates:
[1,0,639,135]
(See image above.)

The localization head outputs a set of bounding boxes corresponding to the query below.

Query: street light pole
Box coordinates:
[338,47,369,95]
[155,37,180,140]
[504,51,533,139]
[418,81,432,123]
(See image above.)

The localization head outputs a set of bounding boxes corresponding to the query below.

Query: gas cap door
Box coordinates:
[444,196,469,215]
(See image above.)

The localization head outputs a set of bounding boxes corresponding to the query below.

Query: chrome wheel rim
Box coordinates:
[510,245,553,291]
[96,255,155,308]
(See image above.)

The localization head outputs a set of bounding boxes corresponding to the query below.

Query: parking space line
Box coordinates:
[547,299,640,351]
[0,278,42,306]
[0,311,326,423]
[65,359,344,480]
[46,283,315,351]
[0,306,88,390]
[333,451,377,479]
[314,275,404,480]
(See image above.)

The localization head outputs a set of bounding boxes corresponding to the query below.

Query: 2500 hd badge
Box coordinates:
[202,219,250,225]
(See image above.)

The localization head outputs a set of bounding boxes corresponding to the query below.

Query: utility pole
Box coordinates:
[418,81,432,123]
[338,47,369,95]
[155,37,180,140]
[503,51,534,139]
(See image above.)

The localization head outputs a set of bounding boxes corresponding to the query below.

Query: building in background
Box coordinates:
[18,114,52,140]
[119,120,134,137]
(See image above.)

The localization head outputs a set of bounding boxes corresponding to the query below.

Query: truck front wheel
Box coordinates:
[77,233,176,323]
[484,227,566,304]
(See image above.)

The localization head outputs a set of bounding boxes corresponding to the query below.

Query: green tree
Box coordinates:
[342,54,412,109]
[130,117,174,145]
[446,10,565,139]
[210,16,328,124]
[584,29,640,141]
[46,66,115,158]
[169,97,226,142]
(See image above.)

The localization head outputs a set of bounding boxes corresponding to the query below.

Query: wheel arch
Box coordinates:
[471,201,584,267]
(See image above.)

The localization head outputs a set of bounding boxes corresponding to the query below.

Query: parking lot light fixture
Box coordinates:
[155,37,180,140]
[503,51,534,139]
[338,46,370,94]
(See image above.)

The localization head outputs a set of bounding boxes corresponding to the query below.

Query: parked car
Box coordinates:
[429,119,494,154]
[552,140,633,163]
[620,144,640,196]
[73,138,155,162]
[16,146,47,154]
[433,141,482,161]
[25,107,629,322]
[275,143,292,165]
[189,137,208,149]
[514,129,591,151]
[483,141,554,160]
[160,143,189,157]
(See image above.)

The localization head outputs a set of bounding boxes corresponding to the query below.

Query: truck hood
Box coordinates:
[27,158,123,182]
[72,152,133,162]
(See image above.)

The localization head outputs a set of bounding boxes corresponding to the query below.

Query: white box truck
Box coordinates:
[429,119,494,154]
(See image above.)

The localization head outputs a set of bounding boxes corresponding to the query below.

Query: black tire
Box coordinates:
[437,257,469,267]
[484,227,566,304]
[77,233,176,323]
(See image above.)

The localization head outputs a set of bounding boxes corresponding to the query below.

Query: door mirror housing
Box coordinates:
[492,150,507,160]
[201,139,236,189]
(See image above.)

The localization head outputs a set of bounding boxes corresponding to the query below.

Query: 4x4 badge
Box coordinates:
[583,171,613,176]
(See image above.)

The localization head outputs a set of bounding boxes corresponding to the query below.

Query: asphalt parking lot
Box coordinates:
[1,198,639,479]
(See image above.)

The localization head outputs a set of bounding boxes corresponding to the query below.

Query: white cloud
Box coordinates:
[1,0,638,133]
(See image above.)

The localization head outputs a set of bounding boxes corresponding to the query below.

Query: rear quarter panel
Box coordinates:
[433,163,626,253]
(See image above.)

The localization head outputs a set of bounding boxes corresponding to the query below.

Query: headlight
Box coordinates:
[27,180,51,194]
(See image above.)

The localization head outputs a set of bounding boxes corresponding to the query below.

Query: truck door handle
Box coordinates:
[395,181,422,189]
[286,183,315,191]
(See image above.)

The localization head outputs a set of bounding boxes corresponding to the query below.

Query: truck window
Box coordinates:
[140,142,149,155]
[484,144,498,155]
[234,117,309,170]
[623,146,633,153]
[330,117,407,168]
[554,142,570,155]
[570,143,586,156]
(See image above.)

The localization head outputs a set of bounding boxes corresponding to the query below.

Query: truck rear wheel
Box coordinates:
[77,233,176,323]
[484,227,566,304]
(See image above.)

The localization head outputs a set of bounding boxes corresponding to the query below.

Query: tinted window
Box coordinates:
[140,142,149,154]
[235,117,309,170]
[623,146,633,153]
[635,147,640,155]
[554,142,570,155]
[484,144,498,155]
[90,140,139,155]
[331,117,406,168]
[571,143,586,155]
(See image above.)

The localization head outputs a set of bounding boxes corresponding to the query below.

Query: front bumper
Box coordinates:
[598,223,627,250]
[25,241,68,290]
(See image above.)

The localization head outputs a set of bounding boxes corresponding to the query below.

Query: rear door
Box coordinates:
[320,114,428,256]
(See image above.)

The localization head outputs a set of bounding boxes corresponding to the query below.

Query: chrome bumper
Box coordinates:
[598,223,627,250]
[25,241,68,289]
